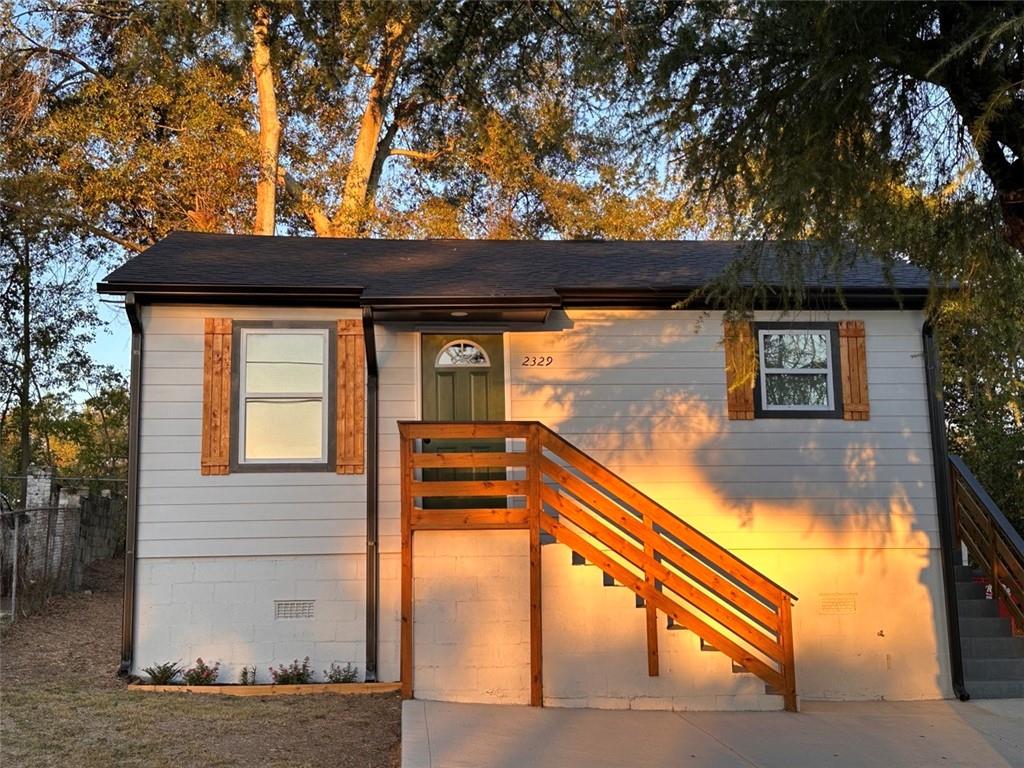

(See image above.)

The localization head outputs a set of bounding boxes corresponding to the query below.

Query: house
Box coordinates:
[96,232,1018,711]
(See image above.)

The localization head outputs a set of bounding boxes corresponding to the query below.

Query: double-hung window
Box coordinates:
[754,323,842,418]
[235,324,334,469]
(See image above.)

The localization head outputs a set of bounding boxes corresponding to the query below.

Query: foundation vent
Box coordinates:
[274,600,315,620]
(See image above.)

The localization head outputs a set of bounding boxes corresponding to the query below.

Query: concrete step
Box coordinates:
[963,657,1024,681]
[960,616,1013,637]
[963,679,1024,699]
[955,565,983,581]
[956,581,987,599]
[961,636,1024,658]
[957,599,1001,618]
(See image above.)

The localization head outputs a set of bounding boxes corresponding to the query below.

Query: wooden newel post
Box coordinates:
[399,426,413,699]
[643,511,660,677]
[527,425,544,706]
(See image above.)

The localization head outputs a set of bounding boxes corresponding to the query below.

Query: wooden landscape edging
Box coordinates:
[128,682,401,697]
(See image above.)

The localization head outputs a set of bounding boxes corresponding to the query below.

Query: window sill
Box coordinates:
[751,408,843,420]
[229,462,335,473]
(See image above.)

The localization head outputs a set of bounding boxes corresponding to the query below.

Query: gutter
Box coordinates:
[362,307,380,682]
[922,321,969,701]
[119,293,143,677]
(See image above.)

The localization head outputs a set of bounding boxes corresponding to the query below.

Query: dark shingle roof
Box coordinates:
[97,231,932,303]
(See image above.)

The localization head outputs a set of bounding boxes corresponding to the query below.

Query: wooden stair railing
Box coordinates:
[950,455,1024,636]
[399,421,800,712]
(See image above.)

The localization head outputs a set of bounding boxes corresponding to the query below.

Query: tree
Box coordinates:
[600,1,1024,526]
[5,1,693,243]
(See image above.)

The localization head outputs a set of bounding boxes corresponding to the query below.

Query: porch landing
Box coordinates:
[402,698,1024,768]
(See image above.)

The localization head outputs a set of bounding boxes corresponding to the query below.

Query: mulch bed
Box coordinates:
[0,559,401,768]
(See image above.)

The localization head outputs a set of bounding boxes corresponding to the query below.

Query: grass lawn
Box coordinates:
[0,560,401,768]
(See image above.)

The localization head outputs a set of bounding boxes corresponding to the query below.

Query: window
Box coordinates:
[755,324,842,418]
[435,339,490,367]
[236,325,333,467]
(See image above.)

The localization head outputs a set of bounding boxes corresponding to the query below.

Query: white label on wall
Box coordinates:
[819,593,857,614]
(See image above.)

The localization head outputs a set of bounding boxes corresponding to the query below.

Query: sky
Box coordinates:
[90,298,131,375]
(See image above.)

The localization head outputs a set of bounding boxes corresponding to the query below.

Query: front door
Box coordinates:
[420,334,505,508]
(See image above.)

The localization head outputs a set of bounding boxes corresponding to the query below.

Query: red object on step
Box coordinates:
[973,574,1022,636]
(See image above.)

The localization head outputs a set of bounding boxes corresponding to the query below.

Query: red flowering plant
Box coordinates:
[182,657,221,686]
[269,657,312,684]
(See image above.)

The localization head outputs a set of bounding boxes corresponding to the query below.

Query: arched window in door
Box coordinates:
[435,340,491,368]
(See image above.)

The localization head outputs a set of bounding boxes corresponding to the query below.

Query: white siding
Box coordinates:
[137,304,368,559]
[136,304,950,702]
[505,309,938,551]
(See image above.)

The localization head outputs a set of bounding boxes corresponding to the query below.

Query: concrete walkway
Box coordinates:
[403,699,1024,768]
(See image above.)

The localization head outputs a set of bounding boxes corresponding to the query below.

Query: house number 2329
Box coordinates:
[521,355,554,367]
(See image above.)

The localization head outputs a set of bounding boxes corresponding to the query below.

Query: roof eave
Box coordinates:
[96,282,365,303]
[557,286,930,309]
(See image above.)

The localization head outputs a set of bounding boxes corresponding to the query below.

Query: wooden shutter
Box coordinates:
[336,319,366,474]
[838,320,869,420]
[724,320,756,420]
[201,318,232,475]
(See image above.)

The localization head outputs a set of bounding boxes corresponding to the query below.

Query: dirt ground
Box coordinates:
[0,559,401,768]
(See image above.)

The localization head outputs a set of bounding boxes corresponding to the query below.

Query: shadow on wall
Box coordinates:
[495,307,946,701]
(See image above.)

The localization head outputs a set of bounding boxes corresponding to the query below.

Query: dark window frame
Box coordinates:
[752,321,844,420]
[230,320,337,473]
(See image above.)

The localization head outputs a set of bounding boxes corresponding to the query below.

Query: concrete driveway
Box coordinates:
[403,699,1024,768]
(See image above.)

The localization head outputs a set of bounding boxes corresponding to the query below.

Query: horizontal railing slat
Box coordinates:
[411,452,528,469]
[399,421,534,439]
[410,508,530,530]
[410,479,528,497]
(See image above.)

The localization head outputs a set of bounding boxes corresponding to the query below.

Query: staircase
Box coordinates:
[950,456,1024,700]
[955,565,1024,698]
[572,550,785,693]
[399,420,799,711]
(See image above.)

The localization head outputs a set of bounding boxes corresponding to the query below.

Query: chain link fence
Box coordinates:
[0,468,126,622]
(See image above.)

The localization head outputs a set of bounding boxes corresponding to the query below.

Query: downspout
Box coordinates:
[118,293,143,677]
[362,307,380,682]
[922,321,969,701]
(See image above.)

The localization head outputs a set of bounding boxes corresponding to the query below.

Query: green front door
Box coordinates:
[420,334,506,508]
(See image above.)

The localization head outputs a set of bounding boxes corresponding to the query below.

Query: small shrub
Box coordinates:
[239,666,258,685]
[143,661,182,685]
[269,657,312,684]
[324,662,359,683]
[182,657,220,686]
